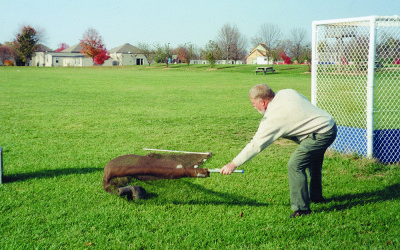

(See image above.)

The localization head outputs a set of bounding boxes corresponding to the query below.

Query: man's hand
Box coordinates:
[220,162,237,175]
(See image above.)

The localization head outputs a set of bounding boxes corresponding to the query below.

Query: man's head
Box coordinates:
[249,84,275,115]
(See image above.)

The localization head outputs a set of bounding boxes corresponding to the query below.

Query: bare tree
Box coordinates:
[0,44,13,63]
[137,42,155,67]
[347,35,370,71]
[251,23,283,49]
[269,46,285,63]
[216,23,247,61]
[289,28,308,62]
[4,41,20,65]
[298,43,312,64]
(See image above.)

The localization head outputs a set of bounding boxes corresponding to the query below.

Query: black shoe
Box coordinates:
[290,210,312,218]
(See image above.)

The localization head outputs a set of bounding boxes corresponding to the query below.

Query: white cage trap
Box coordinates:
[311,16,400,163]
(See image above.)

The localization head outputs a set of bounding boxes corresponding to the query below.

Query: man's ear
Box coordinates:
[261,99,268,109]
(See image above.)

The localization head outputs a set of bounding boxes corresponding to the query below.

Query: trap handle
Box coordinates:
[207,169,244,173]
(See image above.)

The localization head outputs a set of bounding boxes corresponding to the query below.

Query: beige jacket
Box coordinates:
[232,89,335,167]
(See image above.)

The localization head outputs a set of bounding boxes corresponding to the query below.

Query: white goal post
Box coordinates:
[311,16,400,163]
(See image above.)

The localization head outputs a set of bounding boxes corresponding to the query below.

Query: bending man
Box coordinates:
[220,84,337,218]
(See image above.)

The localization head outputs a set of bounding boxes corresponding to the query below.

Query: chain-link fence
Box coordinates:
[311,16,400,163]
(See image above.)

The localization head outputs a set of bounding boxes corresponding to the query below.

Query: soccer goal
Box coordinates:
[311,16,400,163]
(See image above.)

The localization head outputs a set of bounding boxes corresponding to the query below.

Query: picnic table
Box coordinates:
[254,66,275,75]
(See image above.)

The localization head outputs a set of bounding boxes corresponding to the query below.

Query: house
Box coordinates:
[245,43,273,65]
[108,43,148,66]
[30,43,95,67]
[31,43,118,67]
[31,51,91,67]
[29,44,51,66]
[30,42,151,67]
[60,43,102,66]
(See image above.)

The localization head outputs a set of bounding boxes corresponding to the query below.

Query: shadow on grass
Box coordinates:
[278,67,296,71]
[4,167,104,183]
[321,183,400,211]
[136,179,269,207]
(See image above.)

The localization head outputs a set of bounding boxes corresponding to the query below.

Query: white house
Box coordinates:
[245,43,273,65]
[31,51,91,67]
[30,43,96,67]
[30,42,154,67]
[60,44,103,66]
[108,43,149,66]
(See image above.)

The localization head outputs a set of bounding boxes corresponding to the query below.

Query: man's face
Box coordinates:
[251,98,266,115]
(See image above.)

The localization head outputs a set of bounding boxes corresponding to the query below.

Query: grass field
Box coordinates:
[1,64,399,249]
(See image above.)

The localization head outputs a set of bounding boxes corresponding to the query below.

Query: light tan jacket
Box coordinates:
[233,89,335,167]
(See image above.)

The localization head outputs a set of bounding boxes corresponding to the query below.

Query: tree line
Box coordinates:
[0,23,312,67]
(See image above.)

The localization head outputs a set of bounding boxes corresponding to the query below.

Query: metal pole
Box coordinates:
[207,169,244,173]
[311,21,318,105]
[143,148,211,156]
[366,16,377,158]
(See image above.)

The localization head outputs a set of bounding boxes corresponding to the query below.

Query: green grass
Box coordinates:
[0,64,399,249]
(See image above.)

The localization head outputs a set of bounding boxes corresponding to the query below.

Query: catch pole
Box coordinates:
[143,148,211,156]
[207,169,244,173]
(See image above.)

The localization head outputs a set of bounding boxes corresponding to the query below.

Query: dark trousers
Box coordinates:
[287,124,337,211]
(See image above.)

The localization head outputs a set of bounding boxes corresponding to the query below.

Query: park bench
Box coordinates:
[254,66,275,75]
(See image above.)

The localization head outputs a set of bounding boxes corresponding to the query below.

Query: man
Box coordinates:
[220,84,337,218]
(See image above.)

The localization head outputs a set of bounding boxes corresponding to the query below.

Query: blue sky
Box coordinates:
[1,0,399,50]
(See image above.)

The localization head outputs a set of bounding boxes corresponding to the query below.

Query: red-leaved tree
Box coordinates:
[280,51,287,61]
[175,46,187,62]
[284,56,291,64]
[80,28,109,65]
[175,43,195,68]
[55,43,69,52]
[94,49,110,65]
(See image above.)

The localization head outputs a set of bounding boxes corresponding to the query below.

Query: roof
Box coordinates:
[245,49,268,59]
[35,44,54,52]
[109,43,142,54]
[245,43,269,59]
[249,43,268,54]
[32,51,86,58]
[51,53,85,57]
[61,43,82,53]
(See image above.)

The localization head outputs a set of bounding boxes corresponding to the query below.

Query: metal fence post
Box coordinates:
[366,16,377,158]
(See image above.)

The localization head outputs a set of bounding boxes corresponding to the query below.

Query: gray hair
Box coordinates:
[249,84,275,101]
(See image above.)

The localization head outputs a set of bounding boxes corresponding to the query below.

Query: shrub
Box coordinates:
[3,60,14,66]
[284,56,292,64]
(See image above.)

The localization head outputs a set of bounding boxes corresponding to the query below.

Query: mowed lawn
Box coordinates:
[0,64,399,249]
